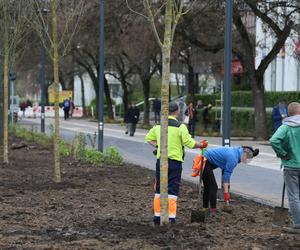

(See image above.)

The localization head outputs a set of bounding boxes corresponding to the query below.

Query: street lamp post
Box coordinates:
[98,0,105,152]
[222,0,233,148]
[39,8,49,133]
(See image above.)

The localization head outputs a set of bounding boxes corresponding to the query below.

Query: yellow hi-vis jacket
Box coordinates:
[145,116,196,162]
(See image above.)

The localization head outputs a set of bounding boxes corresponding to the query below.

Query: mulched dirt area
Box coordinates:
[0,136,300,249]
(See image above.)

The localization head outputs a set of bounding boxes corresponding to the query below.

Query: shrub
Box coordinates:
[59,140,72,156]
[84,148,103,165]
[188,91,300,108]
[103,147,123,166]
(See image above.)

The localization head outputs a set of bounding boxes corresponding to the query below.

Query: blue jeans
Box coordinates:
[284,168,300,228]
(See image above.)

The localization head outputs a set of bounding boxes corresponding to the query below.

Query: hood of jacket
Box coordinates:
[282,115,300,127]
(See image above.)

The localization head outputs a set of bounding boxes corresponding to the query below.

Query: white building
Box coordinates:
[256,15,300,91]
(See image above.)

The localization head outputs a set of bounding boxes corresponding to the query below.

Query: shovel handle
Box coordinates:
[281,182,285,208]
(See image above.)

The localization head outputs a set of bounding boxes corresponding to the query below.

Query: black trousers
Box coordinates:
[202,160,218,209]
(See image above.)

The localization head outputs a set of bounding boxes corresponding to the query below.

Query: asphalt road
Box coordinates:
[20,118,285,207]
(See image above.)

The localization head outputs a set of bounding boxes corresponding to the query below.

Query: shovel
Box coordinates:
[272,182,288,227]
[191,150,209,223]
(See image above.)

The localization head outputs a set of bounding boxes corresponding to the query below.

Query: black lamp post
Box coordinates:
[39,8,50,133]
[222,0,233,147]
[98,0,105,152]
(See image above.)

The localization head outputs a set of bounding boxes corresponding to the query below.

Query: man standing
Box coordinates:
[270,102,300,234]
[63,98,70,120]
[126,101,140,136]
[153,98,161,124]
[271,99,288,132]
[145,102,208,225]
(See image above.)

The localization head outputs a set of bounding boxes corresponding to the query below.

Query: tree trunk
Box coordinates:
[51,0,61,183]
[120,78,129,118]
[2,32,9,163]
[159,0,173,226]
[252,74,268,140]
[104,76,114,119]
[142,79,150,125]
[187,65,195,97]
[79,73,86,116]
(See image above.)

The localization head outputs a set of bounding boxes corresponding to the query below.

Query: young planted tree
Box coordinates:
[31,0,84,182]
[0,0,31,164]
[127,0,193,225]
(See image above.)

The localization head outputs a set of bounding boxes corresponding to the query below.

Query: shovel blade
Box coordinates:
[272,206,289,227]
[191,209,209,223]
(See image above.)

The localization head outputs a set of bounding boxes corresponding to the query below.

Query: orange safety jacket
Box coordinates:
[191,154,207,177]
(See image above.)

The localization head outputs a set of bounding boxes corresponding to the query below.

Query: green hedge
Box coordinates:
[188,91,300,108]
[195,108,273,137]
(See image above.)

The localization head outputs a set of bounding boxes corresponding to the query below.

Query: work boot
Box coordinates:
[282,226,300,234]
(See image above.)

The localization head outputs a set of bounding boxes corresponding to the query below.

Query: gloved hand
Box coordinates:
[224,192,230,205]
[199,140,208,149]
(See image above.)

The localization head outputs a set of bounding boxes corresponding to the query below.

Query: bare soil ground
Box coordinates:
[0,137,300,249]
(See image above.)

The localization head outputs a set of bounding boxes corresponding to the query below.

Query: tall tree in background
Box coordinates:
[31,0,84,182]
[0,0,31,163]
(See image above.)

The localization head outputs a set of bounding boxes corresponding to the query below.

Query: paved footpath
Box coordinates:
[20,118,285,207]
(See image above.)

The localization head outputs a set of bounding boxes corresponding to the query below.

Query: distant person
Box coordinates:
[270,102,300,234]
[63,98,70,120]
[203,104,213,132]
[196,99,204,110]
[272,99,288,132]
[69,97,75,118]
[178,96,186,122]
[185,101,197,138]
[20,101,27,118]
[126,101,140,136]
[153,98,161,124]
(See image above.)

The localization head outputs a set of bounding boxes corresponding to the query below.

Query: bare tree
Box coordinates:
[0,0,32,164]
[178,0,300,139]
[127,0,194,225]
[30,0,84,182]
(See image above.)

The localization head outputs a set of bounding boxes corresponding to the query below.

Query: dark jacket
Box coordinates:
[272,105,288,132]
[126,106,140,124]
[185,107,197,123]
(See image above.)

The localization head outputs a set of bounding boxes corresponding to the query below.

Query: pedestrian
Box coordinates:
[178,96,186,122]
[271,99,288,133]
[69,97,75,118]
[270,102,300,234]
[153,98,161,124]
[185,101,197,138]
[203,104,213,132]
[145,102,208,225]
[63,98,70,120]
[192,146,259,212]
[196,99,204,110]
[20,101,27,118]
[126,101,140,136]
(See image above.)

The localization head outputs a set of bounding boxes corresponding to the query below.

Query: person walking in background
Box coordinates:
[153,98,161,124]
[69,97,75,118]
[270,102,300,234]
[20,101,27,118]
[126,101,140,136]
[63,98,70,120]
[272,99,288,133]
[203,104,213,132]
[145,102,208,225]
[185,101,197,138]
